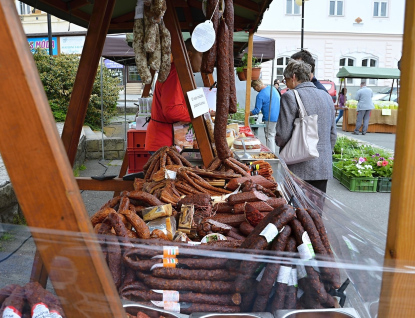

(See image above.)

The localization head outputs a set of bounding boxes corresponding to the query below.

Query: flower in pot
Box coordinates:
[236,66,247,81]
[241,53,261,80]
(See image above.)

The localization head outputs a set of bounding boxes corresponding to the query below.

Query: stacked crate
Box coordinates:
[127,129,150,174]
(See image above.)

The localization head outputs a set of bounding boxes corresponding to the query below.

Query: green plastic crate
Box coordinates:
[340,175,378,192]
[332,163,343,181]
[377,177,392,192]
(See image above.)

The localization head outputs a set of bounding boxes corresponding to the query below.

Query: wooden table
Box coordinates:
[342,108,397,134]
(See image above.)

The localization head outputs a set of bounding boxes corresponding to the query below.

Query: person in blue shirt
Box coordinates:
[250,79,280,153]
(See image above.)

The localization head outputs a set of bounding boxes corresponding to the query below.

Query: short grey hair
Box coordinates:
[283,59,311,83]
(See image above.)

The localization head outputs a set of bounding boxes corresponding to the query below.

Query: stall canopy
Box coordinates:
[336,66,401,79]
[18,0,273,34]
[114,32,276,66]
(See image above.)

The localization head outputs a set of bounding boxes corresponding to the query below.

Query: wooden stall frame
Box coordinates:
[0,1,126,317]
[378,1,415,316]
[244,31,254,126]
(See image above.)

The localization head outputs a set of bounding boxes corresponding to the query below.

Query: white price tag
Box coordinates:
[288,268,298,287]
[260,223,279,243]
[381,109,392,116]
[297,265,307,280]
[297,232,315,260]
[3,306,22,318]
[256,267,266,282]
[187,88,210,118]
[191,21,216,52]
[32,303,50,318]
[277,266,291,284]
[165,169,177,180]
[134,0,144,19]
[163,291,180,302]
[163,301,180,312]
[50,311,63,318]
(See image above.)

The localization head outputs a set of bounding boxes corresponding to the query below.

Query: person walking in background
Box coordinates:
[250,79,280,153]
[274,79,282,95]
[352,81,374,135]
[336,88,347,124]
[291,50,328,94]
[276,60,336,193]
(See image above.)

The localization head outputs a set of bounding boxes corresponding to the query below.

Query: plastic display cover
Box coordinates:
[1,160,413,318]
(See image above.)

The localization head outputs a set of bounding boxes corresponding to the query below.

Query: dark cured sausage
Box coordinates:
[267,197,287,208]
[180,304,240,314]
[210,213,246,227]
[43,288,66,318]
[213,202,234,213]
[201,0,219,73]
[227,190,269,206]
[239,221,254,236]
[234,201,273,214]
[214,20,232,160]
[127,191,163,206]
[296,209,340,289]
[224,0,237,114]
[122,289,241,306]
[143,276,235,294]
[307,209,333,255]
[0,285,25,317]
[256,225,292,296]
[284,237,298,310]
[0,284,18,305]
[106,235,123,289]
[152,267,237,281]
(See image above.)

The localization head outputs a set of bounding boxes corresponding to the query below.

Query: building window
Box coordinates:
[286,0,301,15]
[17,1,32,15]
[329,0,344,16]
[276,56,290,81]
[373,1,388,17]
[362,58,378,85]
[340,57,355,84]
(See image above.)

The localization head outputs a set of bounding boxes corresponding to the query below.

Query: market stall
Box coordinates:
[1,0,415,318]
[336,66,400,133]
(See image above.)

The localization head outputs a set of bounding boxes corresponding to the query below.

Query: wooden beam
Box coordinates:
[378,0,415,317]
[67,0,90,10]
[0,1,125,317]
[244,31,254,126]
[30,251,49,288]
[76,177,134,191]
[61,0,116,167]
[234,0,260,12]
[164,0,215,167]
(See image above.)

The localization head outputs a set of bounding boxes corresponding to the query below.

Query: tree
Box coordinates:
[33,48,121,130]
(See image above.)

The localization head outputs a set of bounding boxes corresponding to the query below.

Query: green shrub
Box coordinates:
[33,48,121,130]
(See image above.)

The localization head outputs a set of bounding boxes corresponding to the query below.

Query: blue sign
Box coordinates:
[28,37,58,55]
[104,59,124,69]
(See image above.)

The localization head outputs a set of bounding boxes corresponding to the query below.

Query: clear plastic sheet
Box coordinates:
[0,160,412,318]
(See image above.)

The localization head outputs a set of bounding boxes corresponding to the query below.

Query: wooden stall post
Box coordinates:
[244,31,254,126]
[164,0,215,167]
[0,1,125,317]
[61,0,116,166]
[378,0,415,316]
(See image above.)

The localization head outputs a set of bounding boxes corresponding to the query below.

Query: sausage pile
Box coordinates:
[0,282,65,318]
[133,0,171,84]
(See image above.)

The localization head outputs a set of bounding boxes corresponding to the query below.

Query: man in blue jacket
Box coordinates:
[250,79,280,153]
[352,81,374,135]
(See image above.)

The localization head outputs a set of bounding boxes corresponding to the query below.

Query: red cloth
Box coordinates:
[145,63,191,151]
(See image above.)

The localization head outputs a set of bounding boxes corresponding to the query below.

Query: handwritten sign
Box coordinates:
[382,109,392,116]
[187,88,209,118]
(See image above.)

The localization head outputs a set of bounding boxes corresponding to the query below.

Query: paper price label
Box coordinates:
[191,21,215,52]
[187,88,209,118]
[260,223,279,243]
[3,306,22,318]
[163,290,180,302]
[165,169,177,180]
[163,246,179,258]
[163,301,180,312]
[163,258,178,267]
[298,232,315,260]
[134,0,144,19]
[50,311,63,318]
[31,303,50,318]
[277,266,291,284]
[256,267,266,282]
[288,268,298,287]
[297,265,307,280]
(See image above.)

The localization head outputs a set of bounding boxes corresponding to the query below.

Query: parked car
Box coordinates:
[372,87,399,101]
[280,80,337,103]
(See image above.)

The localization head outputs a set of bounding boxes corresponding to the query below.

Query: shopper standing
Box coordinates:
[352,81,374,135]
[250,79,280,153]
[336,88,347,124]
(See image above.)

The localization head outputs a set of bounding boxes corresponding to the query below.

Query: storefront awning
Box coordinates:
[336,66,401,79]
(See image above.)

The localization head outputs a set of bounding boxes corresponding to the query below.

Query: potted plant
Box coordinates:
[236,53,261,81]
